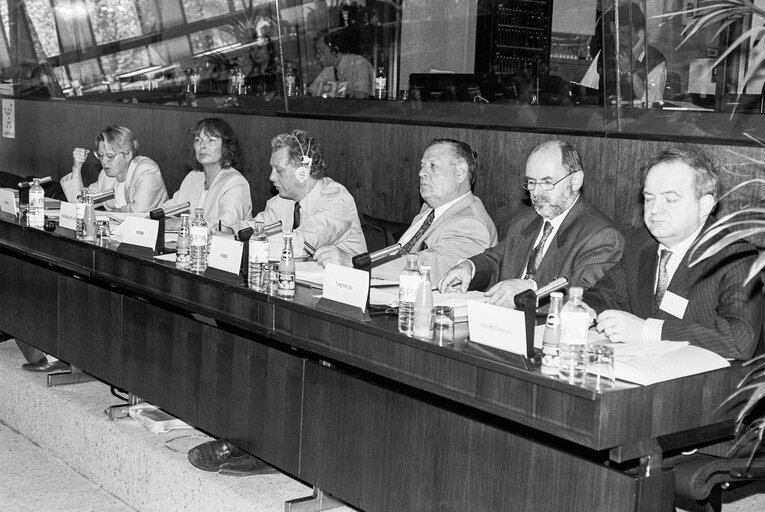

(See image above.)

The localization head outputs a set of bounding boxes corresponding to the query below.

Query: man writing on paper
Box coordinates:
[584,146,763,360]
[237,129,366,257]
[314,138,498,282]
[438,140,624,307]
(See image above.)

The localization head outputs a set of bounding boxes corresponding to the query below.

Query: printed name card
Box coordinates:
[121,216,159,249]
[467,300,527,355]
[58,202,77,230]
[322,263,369,312]
[207,236,244,275]
[0,188,18,215]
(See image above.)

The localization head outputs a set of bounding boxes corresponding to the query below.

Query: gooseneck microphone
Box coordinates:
[18,176,52,188]
[90,189,116,204]
[149,201,191,220]
[535,277,568,300]
[352,243,402,270]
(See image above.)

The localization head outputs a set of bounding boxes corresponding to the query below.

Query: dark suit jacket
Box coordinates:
[469,196,624,291]
[584,223,764,360]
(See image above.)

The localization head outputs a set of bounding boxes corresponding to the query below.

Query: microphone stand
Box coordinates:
[513,277,568,363]
[148,201,190,253]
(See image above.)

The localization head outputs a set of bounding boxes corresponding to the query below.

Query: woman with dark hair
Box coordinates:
[163,118,252,233]
[246,35,281,96]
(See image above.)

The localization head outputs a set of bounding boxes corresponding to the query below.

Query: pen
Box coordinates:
[304,241,316,257]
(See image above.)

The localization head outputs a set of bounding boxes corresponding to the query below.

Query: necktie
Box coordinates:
[293,202,301,230]
[654,249,672,310]
[524,221,553,280]
[398,209,435,255]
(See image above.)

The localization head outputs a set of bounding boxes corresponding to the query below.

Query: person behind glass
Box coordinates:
[315,138,498,282]
[163,118,252,233]
[584,146,764,360]
[438,140,624,307]
[245,35,280,97]
[60,126,168,213]
[580,2,666,106]
[236,129,366,257]
[310,29,374,99]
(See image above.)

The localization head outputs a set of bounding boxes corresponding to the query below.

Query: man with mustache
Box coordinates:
[438,140,623,307]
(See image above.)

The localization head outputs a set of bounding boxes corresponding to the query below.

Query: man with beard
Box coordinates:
[438,140,624,307]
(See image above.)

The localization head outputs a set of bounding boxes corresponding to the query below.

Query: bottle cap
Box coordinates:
[568,286,583,297]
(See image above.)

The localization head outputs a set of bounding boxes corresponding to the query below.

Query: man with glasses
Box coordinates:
[438,140,623,307]
[60,125,167,213]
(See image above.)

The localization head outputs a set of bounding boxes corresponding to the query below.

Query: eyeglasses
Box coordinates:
[521,170,577,191]
[95,151,127,162]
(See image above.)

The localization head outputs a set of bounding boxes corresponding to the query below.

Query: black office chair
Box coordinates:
[359,212,409,253]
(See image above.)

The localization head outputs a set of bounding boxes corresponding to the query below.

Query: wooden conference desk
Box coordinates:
[0,215,746,512]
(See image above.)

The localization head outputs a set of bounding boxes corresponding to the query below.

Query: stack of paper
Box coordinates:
[433,291,488,322]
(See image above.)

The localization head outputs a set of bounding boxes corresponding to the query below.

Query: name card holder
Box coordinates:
[0,188,19,219]
[316,263,371,322]
[204,236,246,286]
[54,201,78,238]
[117,217,160,259]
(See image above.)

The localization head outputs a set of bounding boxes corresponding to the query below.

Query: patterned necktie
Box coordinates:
[293,202,301,230]
[524,221,553,280]
[654,249,672,310]
[398,209,435,255]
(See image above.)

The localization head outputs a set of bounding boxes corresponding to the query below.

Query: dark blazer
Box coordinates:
[469,196,624,291]
[584,222,764,360]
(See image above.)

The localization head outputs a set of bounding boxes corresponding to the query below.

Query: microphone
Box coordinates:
[535,277,568,300]
[90,189,115,203]
[352,243,401,269]
[236,226,254,243]
[264,220,282,236]
[148,201,190,220]
[18,176,52,188]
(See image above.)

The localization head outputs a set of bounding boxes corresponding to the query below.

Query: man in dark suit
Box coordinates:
[585,146,763,359]
[438,140,624,306]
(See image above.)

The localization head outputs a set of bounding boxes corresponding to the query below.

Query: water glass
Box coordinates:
[588,344,615,391]
[432,306,454,346]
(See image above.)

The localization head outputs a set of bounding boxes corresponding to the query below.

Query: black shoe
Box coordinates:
[188,440,246,472]
[21,359,69,373]
[219,454,276,477]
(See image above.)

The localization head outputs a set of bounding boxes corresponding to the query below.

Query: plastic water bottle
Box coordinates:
[398,254,420,335]
[189,208,208,273]
[83,194,96,242]
[75,188,87,239]
[278,233,295,298]
[540,291,563,375]
[248,221,269,291]
[559,286,591,385]
[375,66,387,99]
[412,265,433,340]
[285,62,298,97]
[175,213,190,270]
[28,178,45,229]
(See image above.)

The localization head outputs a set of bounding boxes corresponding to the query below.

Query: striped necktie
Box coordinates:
[654,249,672,310]
[398,209,435,255]
[523,221,553,280]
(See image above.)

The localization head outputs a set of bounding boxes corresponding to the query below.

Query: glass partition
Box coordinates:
[2,0,763,142]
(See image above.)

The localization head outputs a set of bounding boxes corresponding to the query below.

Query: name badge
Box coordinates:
[207,236,243,275]
[322,263,369,312]
[660,290,688,319]
[58,202,77,230]
[121,216,159,249]
[467,300,527,355]
[0,188,18,215]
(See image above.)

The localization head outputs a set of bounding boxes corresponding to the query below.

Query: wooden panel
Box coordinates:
[120,296,303,474]
[8,99,765,238]
[0,250,59,352]
[58,274,123,382]
[301,362,664,512]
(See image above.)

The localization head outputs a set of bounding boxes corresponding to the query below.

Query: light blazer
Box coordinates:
[469,196,624,291]
[373,192,498,282]
[61,156,168,213]
[584,222,764,360]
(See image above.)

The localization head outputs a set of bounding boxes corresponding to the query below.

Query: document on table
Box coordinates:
[294,261,398,289]
[433,291,488,322]
[532,325,730,385]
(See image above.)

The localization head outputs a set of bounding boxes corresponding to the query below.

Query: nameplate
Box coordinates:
[467,300,527,355]
[121,216,159,249]
[58,201,77,230]
[207,236,243,275]
[322,263,369,312]
[0,188,18,215]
